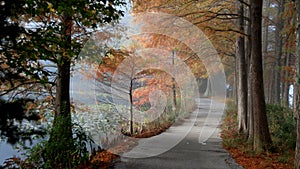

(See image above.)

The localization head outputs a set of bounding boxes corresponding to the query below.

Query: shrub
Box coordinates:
[4,118,93,169]
[266,104,296,150]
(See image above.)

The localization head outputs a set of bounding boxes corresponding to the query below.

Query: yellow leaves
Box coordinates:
[47,3,55,13]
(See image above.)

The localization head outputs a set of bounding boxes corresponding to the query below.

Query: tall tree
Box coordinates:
[1,0,125,167]
[250,0,272,152]
[245,0,254,140]
[236,1,248,135]
[294,0,300,167]
[262,0,270,59]
[274,0,286,104]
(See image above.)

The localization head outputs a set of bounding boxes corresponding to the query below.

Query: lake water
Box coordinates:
[0,68,112,166]
[0,141,19,165]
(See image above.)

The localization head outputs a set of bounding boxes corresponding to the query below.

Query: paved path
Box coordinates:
[115,98,243,169]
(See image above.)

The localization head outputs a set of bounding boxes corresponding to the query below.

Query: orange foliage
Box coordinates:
[133,70,175,108]
[96,49,129,81]
[131,0,236,84]
[96,49,178,108]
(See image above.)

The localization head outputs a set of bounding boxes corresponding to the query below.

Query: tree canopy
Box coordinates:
[1,0,126,167]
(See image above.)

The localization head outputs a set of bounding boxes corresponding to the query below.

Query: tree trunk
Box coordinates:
[232,73,237,102]
[269,68,275,104]
[262,0,270,58]
[235,46,239,103]
[52,14,73,142]
[267,70,274,103]
[295,84,299,111]
[172,50,177,107]
[236,1,248,135]
[296,114,300,169]
[282,52,290,107]
[250,0,272,152]
[204,78,211,97]
[274,0,286,105]
[245,1,254,140]
[262,0,271,104]
[294,0,300,168]
[47,13,74,168]
[130,79,134,135]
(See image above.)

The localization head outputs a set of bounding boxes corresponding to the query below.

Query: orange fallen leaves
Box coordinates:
[226,147,294,169]
[80,121,173,168]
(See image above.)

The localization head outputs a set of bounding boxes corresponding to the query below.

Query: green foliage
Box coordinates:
[221,101,296,151]
[266,104,296,150]
[22,118,92,169]
[42,117,89,168]
[221,100,296,167]
[1,0,126,168]
[225,99,237,115]
[1,119,92,169]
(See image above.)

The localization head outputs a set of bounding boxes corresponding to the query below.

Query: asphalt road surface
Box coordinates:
[115,98,243,169]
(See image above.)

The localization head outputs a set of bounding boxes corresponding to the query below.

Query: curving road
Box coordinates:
[115,98,243,169]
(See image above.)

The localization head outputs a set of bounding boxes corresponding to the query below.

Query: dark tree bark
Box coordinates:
[294,0,300,168]
[172,50,177,107]
[236,1,248,135]
[129,79,133,135]
[54,13,72,134]
[262,0,270,58]
[250,0,272,152]
[282,52,290,107]
[46,13,74,168]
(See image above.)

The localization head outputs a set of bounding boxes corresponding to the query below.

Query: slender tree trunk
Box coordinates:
[236,2,248,135]
[270,68,276,104]
[130,79,133,135]
[268,71,274,103]
[248,64,254,141]
[246,1,254,140]
[282,52,290,107]
[262,0,270,57]
[233,74,237,102]
[294,0,300,168]
[204,78,211,97]
[235,48,239,103]
[295,84,299,111]
[263,0,271,104]
[172,50,177,107]
[274,0,286,104]
[250,0,272,152]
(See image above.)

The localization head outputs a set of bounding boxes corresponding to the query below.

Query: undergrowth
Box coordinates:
[221,100,296,168]
[221,100,242,149]
[2,119,93,169]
